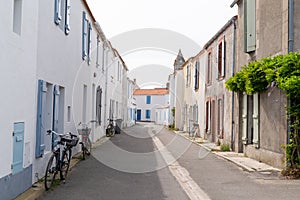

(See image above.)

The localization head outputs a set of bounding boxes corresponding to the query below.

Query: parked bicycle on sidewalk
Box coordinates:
[44,130,79,191]
[77,120,96,160]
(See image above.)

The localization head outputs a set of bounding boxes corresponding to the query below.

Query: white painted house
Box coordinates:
[0,1,129,199]
[133,88,169,123]
[0,1,39,198]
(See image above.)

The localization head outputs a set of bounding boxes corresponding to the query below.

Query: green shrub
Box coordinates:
[220,144,230,151]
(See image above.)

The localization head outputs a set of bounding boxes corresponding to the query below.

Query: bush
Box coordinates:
[220,144,230,151]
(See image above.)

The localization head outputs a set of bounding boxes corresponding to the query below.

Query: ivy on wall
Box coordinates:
[225,52,300,173]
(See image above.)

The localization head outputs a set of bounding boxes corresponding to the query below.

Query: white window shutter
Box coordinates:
[242,94,248,144]
[252,93,260,148]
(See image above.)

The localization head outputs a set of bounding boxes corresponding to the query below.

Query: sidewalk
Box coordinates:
[15,137,109,200]
[174,130,281,173]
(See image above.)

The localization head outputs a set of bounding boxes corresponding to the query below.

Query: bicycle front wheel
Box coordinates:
[60,149,71,182]
[45,154,58,191]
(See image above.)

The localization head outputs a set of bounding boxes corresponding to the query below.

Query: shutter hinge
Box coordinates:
[12,132,15,136]
[11,164,13,169]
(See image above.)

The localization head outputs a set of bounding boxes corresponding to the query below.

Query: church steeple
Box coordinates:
[173,49,185,71]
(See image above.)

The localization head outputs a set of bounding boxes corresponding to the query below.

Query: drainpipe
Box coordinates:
[287,0,294,148]
[231,17,237,151]
[104,42,108,130]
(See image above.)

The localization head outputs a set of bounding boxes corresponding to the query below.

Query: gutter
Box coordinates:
[287,0,294,147]
[231,18,237,151]
[203,16,238,49]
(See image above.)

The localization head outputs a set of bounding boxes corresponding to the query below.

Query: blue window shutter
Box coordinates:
[146,110,151,119]
[244,0,256,52]
[82,11,87,60]
[12,122,24,174]
[146,96,151,104]
[54,0,62,25]
[65,0,70,34]
[36,80,46,157]
[87,22,92,64]
[52,85,60,150]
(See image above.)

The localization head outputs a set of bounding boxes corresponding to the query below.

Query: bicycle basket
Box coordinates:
[61,136,79,147]
[77,128,91,136]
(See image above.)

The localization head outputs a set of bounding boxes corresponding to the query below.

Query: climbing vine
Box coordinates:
[225,52,300,175]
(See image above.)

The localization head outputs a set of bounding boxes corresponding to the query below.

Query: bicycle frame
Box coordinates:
[44,130,78,190]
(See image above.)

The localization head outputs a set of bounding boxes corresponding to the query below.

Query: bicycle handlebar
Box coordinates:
[47,130,78,139]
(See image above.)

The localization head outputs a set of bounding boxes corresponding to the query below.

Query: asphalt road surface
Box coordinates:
[38,123,300,200]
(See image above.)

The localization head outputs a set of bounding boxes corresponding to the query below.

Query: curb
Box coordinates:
[211,152,255,172]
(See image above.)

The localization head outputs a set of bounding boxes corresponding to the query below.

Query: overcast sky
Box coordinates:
[87,0,237,88]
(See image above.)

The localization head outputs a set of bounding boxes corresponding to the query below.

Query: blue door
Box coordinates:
[12,122,24,174]
[137,109,141,121]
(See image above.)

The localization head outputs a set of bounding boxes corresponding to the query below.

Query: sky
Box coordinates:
[87,0,237,88]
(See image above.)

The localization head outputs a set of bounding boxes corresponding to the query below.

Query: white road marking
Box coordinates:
[152,136,211,200]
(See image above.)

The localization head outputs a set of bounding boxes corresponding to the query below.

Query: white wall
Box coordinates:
[175,70,184,130]
[0,0,39,178]
[135,94,169,122]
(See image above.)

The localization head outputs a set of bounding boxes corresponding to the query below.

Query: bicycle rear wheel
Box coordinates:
[81,142,86,160]
[86,138,92,156]
[45,154,58,191]
[60,149,71,182]
[107,125,115,137]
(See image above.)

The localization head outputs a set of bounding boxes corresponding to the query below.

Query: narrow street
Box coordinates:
[38,123,300,200]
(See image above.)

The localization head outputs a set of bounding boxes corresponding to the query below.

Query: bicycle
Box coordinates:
[77,120,96,160]
[44,130,79,191]
[106,118,115,137]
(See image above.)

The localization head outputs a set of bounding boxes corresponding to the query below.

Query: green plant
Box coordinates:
[220,144,230,151]
[226,52,300,172]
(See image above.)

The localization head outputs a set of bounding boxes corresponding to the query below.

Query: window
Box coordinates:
[117,62,121,81]
[205,100,211,133]
[54,0,70,35]
[82,12,91,62]
[82,12,88,60]
[217,97,224,138]
[206,52,212,84]
[244,0,256,52]
[96,86,102,125]
[146,110,151,119]
[64,0,70,34]
[96,36,101,68]
[194,61,199,89]
[13,0,22,35]
[146,96,151,104]
[218,38,226,79]
[186,65,191,87]
[67,106,71,122]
